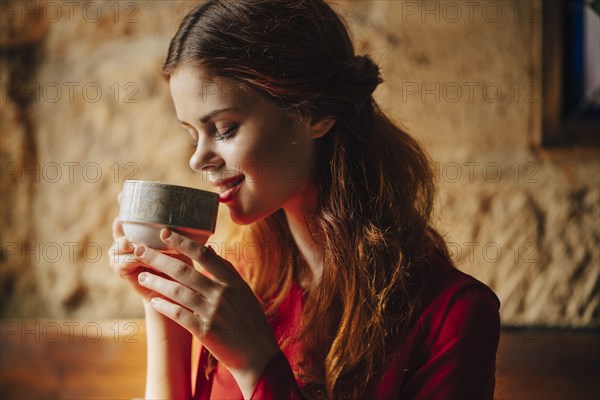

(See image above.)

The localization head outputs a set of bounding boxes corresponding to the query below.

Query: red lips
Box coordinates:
[209,174,245,202]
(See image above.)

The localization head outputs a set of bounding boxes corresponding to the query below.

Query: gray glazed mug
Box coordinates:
[119,180,219,251]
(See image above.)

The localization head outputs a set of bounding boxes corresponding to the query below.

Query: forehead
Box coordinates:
[169,65,257,112]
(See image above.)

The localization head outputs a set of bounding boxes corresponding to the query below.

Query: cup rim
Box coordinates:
[123,180,219,198]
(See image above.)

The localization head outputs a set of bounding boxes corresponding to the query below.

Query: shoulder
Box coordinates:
[413,252,501,349]
[375,254,501,399]
[371,254,501,398]
[421,252,500,313]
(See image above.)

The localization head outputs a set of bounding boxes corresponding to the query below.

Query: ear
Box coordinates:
[308,117,336,139]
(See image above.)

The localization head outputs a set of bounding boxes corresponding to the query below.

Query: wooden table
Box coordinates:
[1,321,598,399]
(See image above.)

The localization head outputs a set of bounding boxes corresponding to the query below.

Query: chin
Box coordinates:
[227,204,281,226]
[227,207,257,226]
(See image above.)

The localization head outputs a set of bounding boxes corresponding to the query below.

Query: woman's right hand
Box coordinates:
[109,217,165,302]
[108,193,194,303]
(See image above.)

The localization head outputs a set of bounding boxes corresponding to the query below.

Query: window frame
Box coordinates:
[540,0,600,147]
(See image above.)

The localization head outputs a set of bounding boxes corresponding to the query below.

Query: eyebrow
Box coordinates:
[177,107,237,125]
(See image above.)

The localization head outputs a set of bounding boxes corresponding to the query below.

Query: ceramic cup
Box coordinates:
[118,180,219,252]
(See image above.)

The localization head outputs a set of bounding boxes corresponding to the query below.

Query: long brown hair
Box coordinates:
[162,1,449,398]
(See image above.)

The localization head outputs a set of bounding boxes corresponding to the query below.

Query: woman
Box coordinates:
[109,0,501,399]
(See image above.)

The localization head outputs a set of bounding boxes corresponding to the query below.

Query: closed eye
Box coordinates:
[214,124,239,141]
[186,123,240,148]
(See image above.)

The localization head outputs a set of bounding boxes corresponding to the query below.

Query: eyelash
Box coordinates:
[215,125,239,141]
[190,125,239,148]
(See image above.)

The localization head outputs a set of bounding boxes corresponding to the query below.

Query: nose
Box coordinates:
[189,136,222,173]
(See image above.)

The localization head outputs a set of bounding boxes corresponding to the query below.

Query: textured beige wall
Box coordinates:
[1,1,598,327]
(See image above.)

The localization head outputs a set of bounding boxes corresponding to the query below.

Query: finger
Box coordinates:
[134,245,214,292]
[111,236,134,255]
[160,228,238,284]
[138,272,205,309]
[108,238,139,271]
[112,216,125,241]
[149,297,202,337]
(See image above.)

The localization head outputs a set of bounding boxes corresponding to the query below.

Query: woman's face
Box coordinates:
[169,65,330,225]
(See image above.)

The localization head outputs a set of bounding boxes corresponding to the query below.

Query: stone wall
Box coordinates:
[1,0,598,326]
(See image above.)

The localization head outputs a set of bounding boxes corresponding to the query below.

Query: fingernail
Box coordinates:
[150,297,159,307]
[161,228,172,240]
[138,273,147,283]
[135,245,145,257]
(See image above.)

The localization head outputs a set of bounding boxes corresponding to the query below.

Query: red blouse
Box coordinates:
[193,253,501,399]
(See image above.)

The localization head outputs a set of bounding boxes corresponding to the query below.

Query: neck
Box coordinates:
[282,190,324,292]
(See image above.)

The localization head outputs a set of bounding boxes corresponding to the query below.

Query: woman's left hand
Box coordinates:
[134,228,281,389]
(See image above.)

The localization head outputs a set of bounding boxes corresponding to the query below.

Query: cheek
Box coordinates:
[233,118,314,188]
[234,144,280,185]
[244,146,307,190]
[277,141,315,186]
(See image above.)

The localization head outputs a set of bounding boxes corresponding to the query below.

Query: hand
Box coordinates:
[108,193,193,303]
[133,228,281,391]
